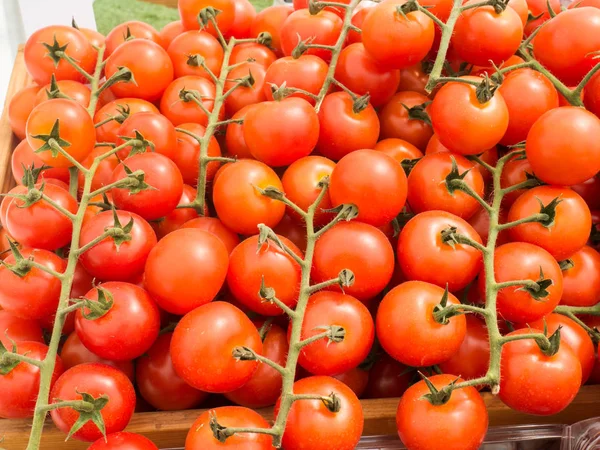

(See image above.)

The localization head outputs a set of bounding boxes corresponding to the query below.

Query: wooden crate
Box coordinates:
[1,48,600,450]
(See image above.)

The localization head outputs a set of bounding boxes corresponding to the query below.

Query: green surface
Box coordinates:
[93,0,273,35]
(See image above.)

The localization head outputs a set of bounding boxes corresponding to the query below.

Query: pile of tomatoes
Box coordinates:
[2,0,600,448]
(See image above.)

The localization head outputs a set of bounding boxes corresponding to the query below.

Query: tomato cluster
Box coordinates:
[2,0,600,449]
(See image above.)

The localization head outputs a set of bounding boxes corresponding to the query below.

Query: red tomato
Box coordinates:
[225,104,256,159]
[379,91,433,150]
[560,246,600,307]
[80,210,157,281]
[212,160,285,234]
[224,62,268,116]
[77,145,120,194]
[182,217,240,254]
[11,139,70,186]
[105,21,164,56]
[116,112,178,161]
[273,213,308,252]
[136,332,208,411]
[500,156,535,207]
[374,138,423,165]
[88,432,159,450]
[524,0,561,34]
[332,367,369,398]
[347,1,377,44]
[296,291,374,376]
[397,374,488,450]
[499,328,582,415]
[398,64,429,96]
[508,0,529,25]
[185,406,274,449]
[152,185,199,239]
[230,42,277,68]
[508,186,591,260]
[468,204,509,246]
[105,39,174,101]
[584,72,600,116]
[50,363,136,442]
[160,20,186,47]
[377,281,466,366]
[0,310,43,348]
[526,107,600,186]
[174,122,222,185]
[0,342,64,419]
[167,30,223,79]
[94,98,159,144]
[0,185,26,229]
[8,85,39,140]
[398,211,483,292]
[24,25,95,85]
[330,149,407,227]
[172,302,262,392]
[160,76,216,126]
[572,176,600,210]
[34,79,91,109]
[276,376,363,450]
[179,0,237,36]
[251,5,293,55]
[430,78,509,155]
[226,0,257,38]
[145,228,228,314]
[335,43,401,108]
[313,222,394,301]
[263,55,329,104]
[26,98,95,168]
[364,354,412,399]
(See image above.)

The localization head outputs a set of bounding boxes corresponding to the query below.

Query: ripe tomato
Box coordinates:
[8,85,39,140]
[377,281,466,366]
[227,234,302,316]
[172,302,262,392]
[105,21,164,56]
[212,160,285,234]
[152,185,199,239]
[250,5,294,55]
[224,62,268,116]
[89,432,159,450]
[296,291,374,376]
[524,0,561,34]
[24,25,95,85]
[60,332,134,381]
[94,98,159,143]
[362,2,434,70]
[174,122,221,185]
[559,246,600,307]
[508,0,528,25]
[583,72,600,116]
[34,79,91,109]
[498,69,559,146]
[167,31,223,79]
[526,107,600,186]
[105,39,174,101]
[5,183,77,251]
[0,342,64,419]
[116,112,178,161]
[374,138,423,165]
[230,42,277,68]
[160,20,186,47]
[263,55,328,103]
[185,406,273,450]
[397,374,488,450]
[225,104,256,159]
[335,43,401,108]
[0,227,10,260]
[50,363,136,442]
[273,214,308,252]
[0,185,26,229]
[276,376,363,450]
[160,76,216,126]
[330,149,407,227]
[136,332,208,411]
[430,78,509,155]
[398,211,483,292]
[226,0,257,38]
[179,0,236,36]
[111,153,184,221]
[408,152,485,219]
[280,9,343,62]
[333,367,369,398]
[26,98,95,168]
[225,323,289,408]
[482,242,563,323]
[508,186,591,260]
[453,2,523,66]
[379,91,433,150]
[11,139,70,186]
[182,217,240,254]
[364,354,412,399]
[313,222,394,301]
[499,328,581,415]
[80,210,157,281]
[317,92,379,160]
[398,64,429,96]
[500,156,535,207]
[572,176,600,210]
[0,310,43,348]
[347,1,377,44]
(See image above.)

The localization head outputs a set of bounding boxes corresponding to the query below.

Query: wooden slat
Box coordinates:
[0,385,599,449]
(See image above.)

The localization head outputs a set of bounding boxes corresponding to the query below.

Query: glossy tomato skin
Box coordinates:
[179,0,236,36]
[172,302,262,393]
[12,137,70,184]
[0,310,43,348]
[379,91,433,150]
[225,62,268,116]
[263,55,328,103]
[24,25,95,85]
[94,98,159,143]
[225,324,289,408]
[77,145,120,194]
[377,281,467,366]
[525,0,561,34]
[430,79,509,155]
[276,376,363,450]
[250,5,294,55]
[167,30,223,79]
[526,107,600,186]
[508,186,591,260]
[397,374,488,450]
[136,332,208,411]
[88,432,159,450]
[296,291,374,376]
[182,216,240,254]
[50,363,136,442]
[230,42,277,68]
[317,92,380,160]
[335,43,401,108]
[0,342,64,419]
[500,156,535,207]
[347,1,378,44]
[104,20,164,56]
[225,104,255,159]
[398,64,429,96]
[145,229,228,315]
[75,282,160,361]
[80,210,157,281]
[0,249,65,320]
[499,329,582,415]
[398,210,483,292]
[374,138,423,164]
[228,235,302,316]
[482,242,563,323]
[330,149,407,227]
[160,20,186,47]
[174,123,221,185]
[161,76,217,126]
[185,406,274,450]
[34,80,91,109]
[364,354,412,399]
[560,246,600,307]
[313,222,395,302]
[116,112,178,161]
[8,85,39,140]
[212,160,285,235]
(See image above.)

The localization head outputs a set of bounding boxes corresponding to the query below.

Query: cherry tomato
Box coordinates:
[230,42,277,68]
[264,55,328,104]
[11,139,70,186]
[0,310,43,348]
[34,79,91,109]
[225,104,256,159]
[508,0,529,25]
[559,246,600,307]
[152,185,199,239]
[174,122,222,185]
[167,30,223,79]
[88,432,159,450]
[379,91,433,150]
[583,72,600,116]
[116,112,178,161]
[160,20,186,47]
[250,5,294,55]
[374,138,423,166]
[182,216,240,254]
[225,62,268,116]
[273,214,308,252]
[524,0,561,35]
[8,85,39,140]
[105,21,164,57]
[50,363,136,442]
[179,0,237,36]
[572,176,600,211]
[398,64,429,96]
[500,156,536,207]
[364,354,412,399]
[332,367,369,398]
[160,76,216,126]
[94,98,159,144]
[347,1,377,44]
